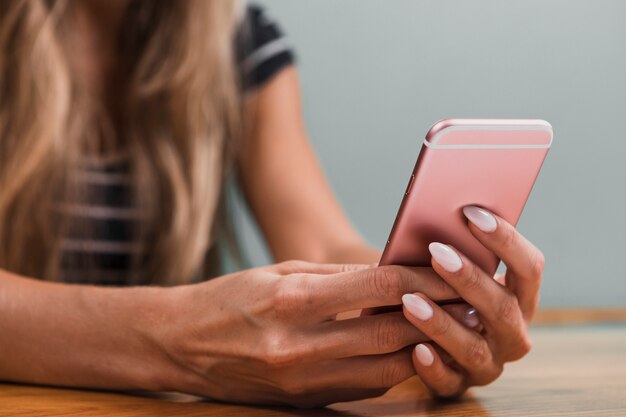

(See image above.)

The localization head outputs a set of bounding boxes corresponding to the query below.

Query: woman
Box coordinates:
[0,0,544,408]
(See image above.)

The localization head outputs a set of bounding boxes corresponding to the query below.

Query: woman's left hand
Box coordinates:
[401,205,545,398]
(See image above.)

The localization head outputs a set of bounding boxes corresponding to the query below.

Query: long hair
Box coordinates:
[0,0,242,284]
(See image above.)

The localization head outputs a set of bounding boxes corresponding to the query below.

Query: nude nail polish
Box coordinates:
[463,206,497,233]
[415,344,434,366]
[464,307,481,328]
[402,294,433,321]
[428,242,463,273]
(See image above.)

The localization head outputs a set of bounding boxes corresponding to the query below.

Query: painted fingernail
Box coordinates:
[463,206,497,233]
[428,242,463,273]
[402,294,433,321]
[464,307,481,328]
[415,344,434,366]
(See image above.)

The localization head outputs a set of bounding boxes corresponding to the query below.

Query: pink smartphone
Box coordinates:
[380,119,552,276]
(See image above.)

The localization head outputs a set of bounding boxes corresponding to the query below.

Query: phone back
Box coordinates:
[379,119,552,276]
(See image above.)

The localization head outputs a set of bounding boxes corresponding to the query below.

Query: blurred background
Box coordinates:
[233,0,626,308]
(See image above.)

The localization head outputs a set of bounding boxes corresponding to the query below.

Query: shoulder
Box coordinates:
[236,3,296,90]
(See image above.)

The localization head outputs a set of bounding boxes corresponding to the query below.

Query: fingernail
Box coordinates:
[415,344,434,366]
[464,307,480,328]
[428,243,463,273]
[463,206,497,233]
[402,294,433,321]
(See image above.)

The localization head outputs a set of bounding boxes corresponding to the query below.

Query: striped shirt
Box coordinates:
[59,4,294,286]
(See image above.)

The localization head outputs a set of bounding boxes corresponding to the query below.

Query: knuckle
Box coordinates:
[368,266,405,301]
[423,272,455,299]
[272,278,311,316]
[510,333,533,361]
[518,334,533,358]
[374,316,406,352]
[475,362,504,386]
[493,361,504,379]
[464,265,484,292]
[491,361,504,380]
[489,362,504,384]
[497,295,521,323]
[466,338,491,369]
[500,226,519,251]
[435,278,456,299]
[259,331,300,369]
[379,361,408,387]
[530,250,546,279]
[431,314,453,338]
[520,335,533,356]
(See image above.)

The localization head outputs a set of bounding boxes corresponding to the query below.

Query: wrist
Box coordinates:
[126,284,212,395]
[80,284,194,392]
[121,285,191,392]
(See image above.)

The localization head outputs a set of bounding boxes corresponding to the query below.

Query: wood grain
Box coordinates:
[1,314,625,416]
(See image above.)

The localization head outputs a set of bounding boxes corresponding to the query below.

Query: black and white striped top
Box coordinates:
[59,4,294,286]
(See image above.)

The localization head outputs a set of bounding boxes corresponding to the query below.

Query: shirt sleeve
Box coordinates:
[236,4,296,91]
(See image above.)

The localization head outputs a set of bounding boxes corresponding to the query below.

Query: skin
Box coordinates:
[0,0,545,408]
[405,215,544,397]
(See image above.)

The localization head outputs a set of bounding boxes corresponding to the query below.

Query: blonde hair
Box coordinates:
[0,0,242,284]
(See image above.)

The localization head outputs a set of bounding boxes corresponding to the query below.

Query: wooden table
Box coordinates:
[2,309,626,416]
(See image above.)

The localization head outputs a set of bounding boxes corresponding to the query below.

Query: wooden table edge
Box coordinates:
[533,307,626,325]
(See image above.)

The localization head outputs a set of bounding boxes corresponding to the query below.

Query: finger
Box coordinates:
[313,306,480,359]
[431,343,456,367]
[412,343,466,398]
[301,265,459,318]
[462,206,545,320]
[361,299,472,317]
[305,347,416,391]
[269,260,371,275]
[402,293,502,384]
[314,312,429,358]
[441,303,482,330]
[427,242,527,347]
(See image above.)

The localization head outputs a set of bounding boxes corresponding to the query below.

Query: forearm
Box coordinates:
[323,242,382,265]
[0,269,181,391]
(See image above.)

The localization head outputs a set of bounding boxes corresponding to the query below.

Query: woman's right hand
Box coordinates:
[149,261,478,407]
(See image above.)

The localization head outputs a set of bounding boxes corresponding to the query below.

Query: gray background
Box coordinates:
[234,0,626,307]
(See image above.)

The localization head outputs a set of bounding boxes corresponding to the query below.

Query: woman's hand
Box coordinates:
[150,261,478,407]
[401,206,544,398]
